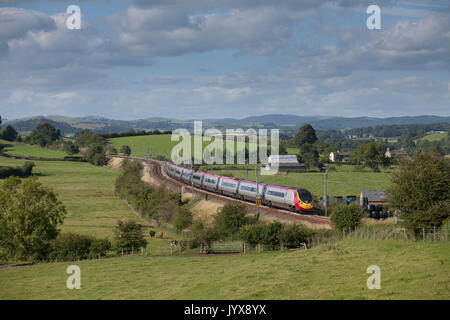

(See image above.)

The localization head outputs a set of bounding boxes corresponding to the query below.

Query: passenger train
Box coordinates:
[165,163,314,213]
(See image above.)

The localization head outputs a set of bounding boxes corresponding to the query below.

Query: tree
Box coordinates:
[86,143,107,165]
[0,177,67,261]
[113,220,147,252]
[62,140,79,155]
[27,123,61,147]
[171,206,193,232]
[387,152,450,237]
[189,220,219,253]
[330,203,363,232]
[298,143,319,169]
[0,125,18,142]
[295,124,317,147]
[121,145,132,156]
[214,203,248,238]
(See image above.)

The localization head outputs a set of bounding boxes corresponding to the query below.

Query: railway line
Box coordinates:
[110,155,332,227]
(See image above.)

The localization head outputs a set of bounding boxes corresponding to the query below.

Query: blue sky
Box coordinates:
[0,0,449,120]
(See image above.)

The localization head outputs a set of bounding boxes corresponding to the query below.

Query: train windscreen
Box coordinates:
[297,189,313,203]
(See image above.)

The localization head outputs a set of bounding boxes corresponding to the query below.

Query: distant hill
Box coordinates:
[3,114,449,135]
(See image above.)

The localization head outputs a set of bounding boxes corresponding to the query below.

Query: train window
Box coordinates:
[297,189,313,203]
[222,181,236,188]
[193,175,201,180]
[267,190,285,198]
[240,185,256,192]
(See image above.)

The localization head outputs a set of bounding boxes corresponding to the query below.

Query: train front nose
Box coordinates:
[301,203,313,211]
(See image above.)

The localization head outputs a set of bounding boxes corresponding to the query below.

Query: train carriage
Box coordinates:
[217,176,240,197]
[263,185,294,210]
[192,172,205,187]
[202,173,220,192]
[237,180,266,201]
[181,168,193,184]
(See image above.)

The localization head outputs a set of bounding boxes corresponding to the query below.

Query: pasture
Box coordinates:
[108,134,294,159]
[2,144,70,159]
[0,240,448,299]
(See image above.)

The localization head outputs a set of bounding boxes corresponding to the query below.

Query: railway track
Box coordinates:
[109,155,332,226]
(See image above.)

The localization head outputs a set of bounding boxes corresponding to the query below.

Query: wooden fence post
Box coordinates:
[423,227,425,242]
[433,226,436,242]
[446,224,448,242]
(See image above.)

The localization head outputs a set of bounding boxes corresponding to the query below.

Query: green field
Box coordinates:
[420,132,447,142]
[3,144,70,158]
[0,240,448,299]
[0,157,144,239]
[109,134,288,159]
[204,165,392,198]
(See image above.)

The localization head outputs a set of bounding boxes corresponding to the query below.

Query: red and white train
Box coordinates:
[165,163,314,213]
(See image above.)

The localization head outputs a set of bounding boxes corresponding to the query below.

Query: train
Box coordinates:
[164,163,314,213]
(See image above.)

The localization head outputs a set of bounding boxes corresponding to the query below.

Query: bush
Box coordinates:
[89,238,111,259]
[279,223,313,248]
[113,220,147,253]
[214,203,248,239]
[49,233,93,261]
[261,221,283,250]
[171,206,193,232]
[86,144,107,166]
[239,223,266,247]
[330,203,363,232]
[48,233,111,261]
[189,221,219,253]
[0,162,35,179]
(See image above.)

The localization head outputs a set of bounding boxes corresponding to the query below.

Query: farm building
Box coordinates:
[360,190,392,219]
[384,148,407,158]
[360,190,389,207]
[265,154,305,170]
[329,151,351,163]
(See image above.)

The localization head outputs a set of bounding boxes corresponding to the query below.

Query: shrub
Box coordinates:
[49,233,93,261]
[214,203,248,239]
[0,162,35,179]
[89,238,111,259]
[330,203,363,232]
[113,220,147,253]
[189,220,219,253]
[86,144,107,165]
[239,223,266,247]
[279,223,313,248]
[172,206,193,232]
[261,221,283,250]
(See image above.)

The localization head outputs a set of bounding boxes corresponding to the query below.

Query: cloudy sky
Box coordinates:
[0,0,449,120]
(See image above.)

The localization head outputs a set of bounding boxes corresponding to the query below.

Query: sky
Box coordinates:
[0,0,449,121]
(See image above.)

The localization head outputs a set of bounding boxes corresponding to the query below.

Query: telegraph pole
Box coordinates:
[255,164,260,219]
[190,162,194,196]
[245,159,248,180]
[324,166,329,217]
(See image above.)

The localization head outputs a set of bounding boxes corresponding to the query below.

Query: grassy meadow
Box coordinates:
[0,157,142,239]
[0,240,448,299]
[2,144,70,158]
[108,134,299,159]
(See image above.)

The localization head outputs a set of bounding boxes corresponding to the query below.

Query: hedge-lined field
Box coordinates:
[0,157,141,239]
[0,240,448,299]
[3,144,70,159]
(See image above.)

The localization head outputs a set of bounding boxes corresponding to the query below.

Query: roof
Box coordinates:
[361,190,389,202]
